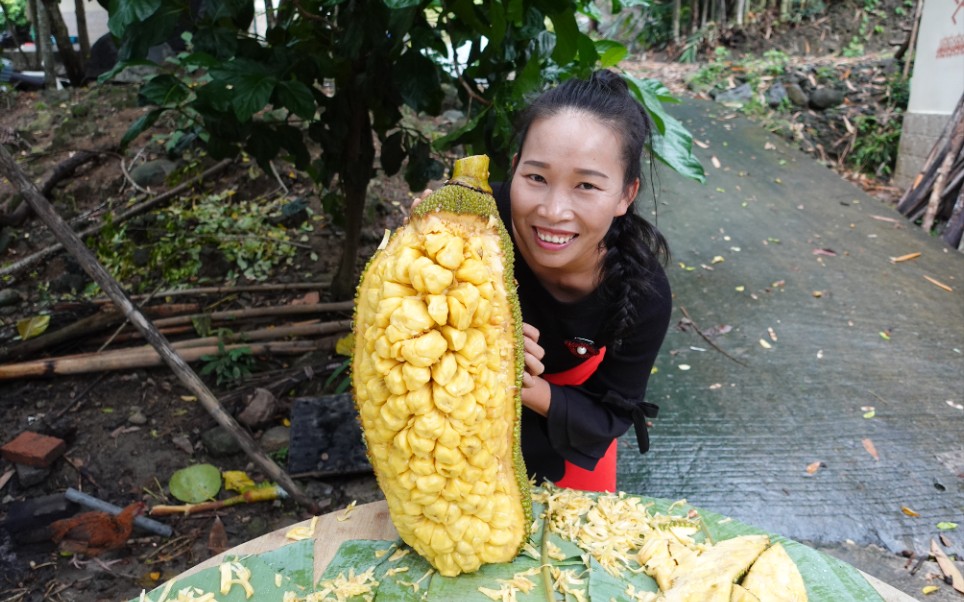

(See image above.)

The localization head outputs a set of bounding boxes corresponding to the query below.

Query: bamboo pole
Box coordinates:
[0,144,321,514]
[0,339,331,380]
[151,301,353,329]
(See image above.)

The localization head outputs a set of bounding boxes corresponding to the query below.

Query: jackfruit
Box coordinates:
[351,155,530,577]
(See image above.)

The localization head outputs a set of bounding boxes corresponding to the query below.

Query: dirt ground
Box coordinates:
[0,2,928,600]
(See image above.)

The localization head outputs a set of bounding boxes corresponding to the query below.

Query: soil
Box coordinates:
[0,2,928,600]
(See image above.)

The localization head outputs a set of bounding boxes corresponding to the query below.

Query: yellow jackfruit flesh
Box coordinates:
[352,155,530,577]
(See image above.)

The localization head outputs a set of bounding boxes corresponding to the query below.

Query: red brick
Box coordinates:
[1,431,66,468]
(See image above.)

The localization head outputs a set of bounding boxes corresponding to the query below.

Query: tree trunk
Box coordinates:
[330,82,375,300]
[735,0,746,26]
[35,1,57,87]
[779,0,790,21]
[39,0,84,85]
[264,0,275,28]
[74,0,90,61]
[672,0,681,42]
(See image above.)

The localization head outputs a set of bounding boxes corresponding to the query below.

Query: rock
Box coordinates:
[128,408,148,425]
[237,388,278,429]
[51,272,88,294]
[765,82,787,107]
[132,247,152,267]
[809,87,845,110]
[15,463,50,488]
[714,83,754,107]
[130,159,177,188]
[0,288,22,307]
[201,426,242,457]
[260,426,290,454]
[784,83,809,107]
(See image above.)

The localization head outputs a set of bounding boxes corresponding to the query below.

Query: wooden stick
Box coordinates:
[922,115,964,232]
[152,302,353,328]
[0,144,320,514]
[91,281,333,303]
[678,305,749,367]
[0,339,331,380]
[943,185,964,249]
[901,0,923,80]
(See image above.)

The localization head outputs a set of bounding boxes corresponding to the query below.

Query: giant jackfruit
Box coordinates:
[351,155,530,577]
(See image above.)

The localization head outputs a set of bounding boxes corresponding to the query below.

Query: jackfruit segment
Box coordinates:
[660,534,770,602]
[740,543,808,602]
[352,156,528,577]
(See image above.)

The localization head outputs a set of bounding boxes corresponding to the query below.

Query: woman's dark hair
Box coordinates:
[513,69,671,349]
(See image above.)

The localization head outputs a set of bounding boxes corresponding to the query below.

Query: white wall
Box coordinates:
[907,0,964,115]
[57,0,110,43]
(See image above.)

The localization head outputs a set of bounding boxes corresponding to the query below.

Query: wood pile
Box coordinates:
[896,93,964,250]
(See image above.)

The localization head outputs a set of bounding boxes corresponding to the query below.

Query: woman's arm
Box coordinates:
[521,323,551,416]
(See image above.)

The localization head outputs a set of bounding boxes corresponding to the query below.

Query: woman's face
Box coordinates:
[510,109,638,284]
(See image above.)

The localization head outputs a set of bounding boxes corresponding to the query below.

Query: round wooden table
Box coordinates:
[182,500,916,602]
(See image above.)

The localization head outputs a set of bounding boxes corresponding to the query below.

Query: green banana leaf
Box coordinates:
[131,490,885,601]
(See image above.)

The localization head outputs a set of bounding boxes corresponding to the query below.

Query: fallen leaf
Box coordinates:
[171,433,195,455]
[703,324,733,337]
[931,539,964,594]
[940,534,954,547]
[17,315,50,341]
[880,331,891,341]
[901,506,920,517]
[812,248,837,257]
[711,156,721,169]
[923,275,953,292]
[759,339,772,349]
[922,585,940,595]
[862,438,879,460]
[290,291,321,306]
[767,327,778,341]
[711,255,725,264]
[110,425,140,438]
[735,285,745,292]
[806,461,823,475]
[694,139,710,149]
[709,383,723,390]
[180,395,197,402]
[937,522,959,531]
[678,364,691,371]
[889,252,921,264]
[208,516,229,555]
[764,142,776,150]
[863,409,876,419]
[812,290,824,298]
[0,468,14,491]
[223,470,256,493]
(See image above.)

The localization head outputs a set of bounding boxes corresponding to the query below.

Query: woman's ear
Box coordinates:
[511,153,519,172]
[615,178,640,216]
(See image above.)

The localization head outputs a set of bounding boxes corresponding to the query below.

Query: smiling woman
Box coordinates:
[495,70,672,493]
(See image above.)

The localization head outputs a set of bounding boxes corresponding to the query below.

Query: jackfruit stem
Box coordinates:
[448,155,493,194]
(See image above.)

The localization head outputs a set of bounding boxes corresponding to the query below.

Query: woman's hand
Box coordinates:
[521,323,551,416]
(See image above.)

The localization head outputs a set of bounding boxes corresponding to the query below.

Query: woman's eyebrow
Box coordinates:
[522,160,609,180]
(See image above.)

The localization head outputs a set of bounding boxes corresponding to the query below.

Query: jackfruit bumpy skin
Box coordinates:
[351,155,530,577]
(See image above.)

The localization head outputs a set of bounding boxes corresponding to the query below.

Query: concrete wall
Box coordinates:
[894,0,964,187]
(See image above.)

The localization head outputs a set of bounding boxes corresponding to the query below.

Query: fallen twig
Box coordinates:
[678,305,749,367]
[149,485,286,516]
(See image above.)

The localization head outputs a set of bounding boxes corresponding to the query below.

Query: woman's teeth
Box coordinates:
[536,230,574,244]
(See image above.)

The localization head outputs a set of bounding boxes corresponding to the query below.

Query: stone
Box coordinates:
[765,82,788,107]
[809,87,845,110]
[201,426,242,457]
[238,388,278,429]
[130,159,177,188]
[260,426,290,454]
[128,408,148,425]
[15,463,51,488]
[1,431,66,468]
[784,83,809,107]
[714,83,754,107]
[441,109,465,123]
[0,288,22,307]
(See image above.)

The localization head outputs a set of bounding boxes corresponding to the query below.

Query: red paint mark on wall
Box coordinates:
[937,34,964,58]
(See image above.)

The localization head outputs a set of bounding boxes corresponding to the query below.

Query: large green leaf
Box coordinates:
[139,74,191,107]
[168,463,221,503]
[275,80,316,121]
[650,112,707,184]
[548,10,579,64]
[107,0,161,36]
[211,59,278,122]
[121,108,163,149]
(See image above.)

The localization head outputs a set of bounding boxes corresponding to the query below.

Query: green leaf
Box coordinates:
[16,315,50,341]
[380,131,404,176]
[383,0,421,7]
[211,59,278,122]
[139,74,191,107]
[548,10,579,64]
[595,39,628,68]
[108,0,162,37]
[650,113,707,184]
[276,80,316,121]
[937,522,958,530]
[168,463,222,503]
[395,50,443,114]
[121,108,164,149]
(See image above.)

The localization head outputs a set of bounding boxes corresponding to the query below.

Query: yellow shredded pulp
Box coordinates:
[336,500,357,522]
[174,586,216,602]
[549,566,588,602]
[285,515,319,541]
[533,485,701,579]
[219,561,255,598]
[314,566,379,601]
[626,583,661,602]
